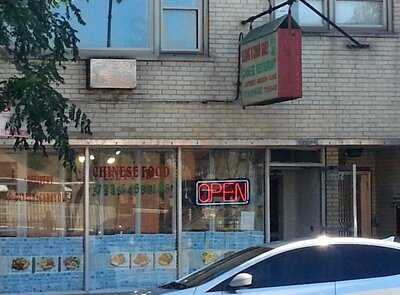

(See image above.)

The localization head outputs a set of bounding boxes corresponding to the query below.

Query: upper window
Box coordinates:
[276,0,325,27]
[335,245,400,281]
[61,0,206,54]
[161,0,203,52]
[275,0,389,31]
[68,0,152,49]
[334,0,384,28]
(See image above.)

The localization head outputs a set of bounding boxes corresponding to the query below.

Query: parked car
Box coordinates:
[142,236,400,295]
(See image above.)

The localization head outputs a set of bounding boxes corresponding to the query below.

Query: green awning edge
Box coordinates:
[241,14,300,45]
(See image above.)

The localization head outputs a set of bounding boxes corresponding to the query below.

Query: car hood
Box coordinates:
[132,287,194,295]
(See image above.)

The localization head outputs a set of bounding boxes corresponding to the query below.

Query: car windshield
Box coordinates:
[161,247,271,289]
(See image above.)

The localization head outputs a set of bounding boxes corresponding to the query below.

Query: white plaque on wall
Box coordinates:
[88,59,137,89]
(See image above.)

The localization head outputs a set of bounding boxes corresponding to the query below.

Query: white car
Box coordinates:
[141,236,400,295]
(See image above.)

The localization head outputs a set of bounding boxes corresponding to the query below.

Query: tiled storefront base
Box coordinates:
[0,237,83,293]
[0,231,264,293]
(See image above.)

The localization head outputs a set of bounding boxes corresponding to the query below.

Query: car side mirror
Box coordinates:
[228,273,253,289]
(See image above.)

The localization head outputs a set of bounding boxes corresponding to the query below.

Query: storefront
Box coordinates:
[338,147,400,239]
[0,147,324,293]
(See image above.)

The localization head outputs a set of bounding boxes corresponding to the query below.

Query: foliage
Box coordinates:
[0,0,91,169]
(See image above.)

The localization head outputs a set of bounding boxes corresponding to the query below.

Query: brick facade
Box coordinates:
[2,1,399,142]
[1,1,400,238]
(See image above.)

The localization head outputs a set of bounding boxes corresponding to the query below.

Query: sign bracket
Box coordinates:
[202,32,244,104]
[241,0,370,49]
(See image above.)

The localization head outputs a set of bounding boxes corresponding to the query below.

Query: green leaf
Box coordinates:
[0,0,92,170]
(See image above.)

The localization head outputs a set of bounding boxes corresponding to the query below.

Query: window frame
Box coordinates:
[273,0,392,33]
[76,0,154,58]
[331,0,390,32]
[160,0,204,53]
[75,0,208,59]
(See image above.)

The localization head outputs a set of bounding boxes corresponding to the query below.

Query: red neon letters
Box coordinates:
[196,180,250,205]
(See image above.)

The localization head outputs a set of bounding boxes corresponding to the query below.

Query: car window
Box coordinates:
[162,247,271,289]
[335,244,400,281]
[211,245,336,291]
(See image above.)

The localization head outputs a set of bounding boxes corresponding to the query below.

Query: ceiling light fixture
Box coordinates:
[107,157,116,164]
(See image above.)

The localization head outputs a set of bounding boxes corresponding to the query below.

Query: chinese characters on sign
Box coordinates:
[196,179,250,206]
[241,34,278,101]
[240,15,302,106]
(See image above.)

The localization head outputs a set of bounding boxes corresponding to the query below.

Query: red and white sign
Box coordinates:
[240,15,302,106]
[196,179,250,206]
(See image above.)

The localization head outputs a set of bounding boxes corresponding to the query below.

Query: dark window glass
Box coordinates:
[174,247,270,289]
[336,245,400,281]
[212,246,335,290]
[271,150,321,163]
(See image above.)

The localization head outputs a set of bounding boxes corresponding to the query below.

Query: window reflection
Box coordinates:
[0,151,84,237]
[0,150,84,293]
[335,1,383,27]
[88,149,177,290]
[89,150,175,235]
[181,149,265,276]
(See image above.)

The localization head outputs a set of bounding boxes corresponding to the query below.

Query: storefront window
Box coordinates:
[181,149,265,276]
[270,167,322,241]
[0,146,325,293]
[89,149,176,290]
[0,149,84,293]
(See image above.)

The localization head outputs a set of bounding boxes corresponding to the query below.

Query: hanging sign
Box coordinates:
[240,14,302,106]
[196,179,250,206]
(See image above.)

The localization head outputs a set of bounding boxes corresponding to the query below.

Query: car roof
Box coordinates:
[259,236,400,254]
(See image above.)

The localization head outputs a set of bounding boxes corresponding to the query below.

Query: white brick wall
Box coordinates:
[1,0,400,142]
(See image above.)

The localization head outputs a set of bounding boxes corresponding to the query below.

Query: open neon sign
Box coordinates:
[196,179,250,206]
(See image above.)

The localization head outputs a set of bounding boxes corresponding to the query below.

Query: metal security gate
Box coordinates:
[338,168,372,237]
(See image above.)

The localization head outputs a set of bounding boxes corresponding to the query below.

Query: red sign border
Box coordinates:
[195,179,250,206]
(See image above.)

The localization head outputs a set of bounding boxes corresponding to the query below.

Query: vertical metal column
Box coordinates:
[84,147,90,291]
[208,151,215,232]
[321,148,326,234]
[17,152,28,237]
[171,152,177,234]
[176,148,183,279]
[352,164,358,237]
[265,149,271,243]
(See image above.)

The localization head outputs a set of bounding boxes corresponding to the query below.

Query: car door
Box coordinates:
[214,246,336,295]
[335,244,400,295]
